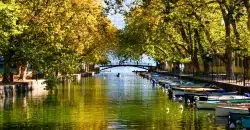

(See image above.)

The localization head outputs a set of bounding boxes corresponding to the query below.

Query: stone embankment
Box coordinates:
[81,72,95,77]
[0,72,97,98]
[0,79,47,98]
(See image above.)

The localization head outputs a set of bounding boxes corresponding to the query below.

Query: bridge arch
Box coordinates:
[99,64,155,71]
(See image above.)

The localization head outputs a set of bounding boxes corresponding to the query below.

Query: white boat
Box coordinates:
[196,95,250,109]
[173,87,220,93]
[197,100,250,109]
[208,95,250,101]
[171,87,221,97]
[215,105,250,117]
[196,100,219,109]
[172,90,185,96]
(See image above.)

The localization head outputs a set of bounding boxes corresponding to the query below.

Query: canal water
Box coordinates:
[0,67,226,129]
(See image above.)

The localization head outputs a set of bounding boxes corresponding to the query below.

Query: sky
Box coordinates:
[108,14,125,29]
[108,54,156,66]
[107,0,135,29]
[105,1,157,65]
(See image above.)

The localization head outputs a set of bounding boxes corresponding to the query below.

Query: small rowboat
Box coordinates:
[172,87,220,92]
[196,95,250,109]
[171,86,223,97]
[196,100,219,109]
[216,105,250,117]
[197,100,250,109]
[207,95,250,101]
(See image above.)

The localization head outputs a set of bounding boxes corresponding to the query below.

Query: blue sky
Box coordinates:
[108,54,156,66]
[105,1,157,65]
[108,14,125,29]
[107,0,135,29]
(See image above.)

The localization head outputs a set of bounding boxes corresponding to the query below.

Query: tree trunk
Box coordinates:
[192,42,200,73]
[2,62,11,84]
[174,62,180,74]
[194,28,210,75]
[203,61,210,75]
[193,29,201,73]
[16,63,21,77]
[156,62,160,70]
[224,22,234,78]
[217,0,235,79]
[20,65,27,80]
[158,61,167,71]
[225,46,234,79]
[192,55,200,73]
[224,29,234,78]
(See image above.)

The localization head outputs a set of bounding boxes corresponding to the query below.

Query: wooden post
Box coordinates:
[244,56,246,87]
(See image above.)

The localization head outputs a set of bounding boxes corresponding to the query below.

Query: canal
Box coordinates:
[0,67,226,129]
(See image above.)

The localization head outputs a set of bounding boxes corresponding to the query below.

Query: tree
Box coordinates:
[0,0,118,85]
[115,0,250,77]
[0,1,24,83]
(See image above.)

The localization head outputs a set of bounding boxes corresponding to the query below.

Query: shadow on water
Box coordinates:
[0,68,227,129]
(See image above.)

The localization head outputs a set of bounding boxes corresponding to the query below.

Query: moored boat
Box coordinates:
[208,91,238,96]
[197,100,250,109]
[228,112,250,129]
[207,95,250,101]
[172,87,221,93]
[196,100,219,109]
[241,116,250,128]
[196,95,250,109]
[216,105,250,117]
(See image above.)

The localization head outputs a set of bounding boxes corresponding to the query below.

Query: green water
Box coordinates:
[0,72,226,129]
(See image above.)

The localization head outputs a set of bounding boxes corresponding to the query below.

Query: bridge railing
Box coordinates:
[102,63,155,66]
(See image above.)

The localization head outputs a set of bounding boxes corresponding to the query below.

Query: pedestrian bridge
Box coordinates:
[99,64,156,71]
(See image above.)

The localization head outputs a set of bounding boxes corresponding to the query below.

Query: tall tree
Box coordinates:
[0,0,118,84]
[0,1,24,83]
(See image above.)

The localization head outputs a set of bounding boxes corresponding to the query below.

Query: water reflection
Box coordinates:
[0,72,226,129]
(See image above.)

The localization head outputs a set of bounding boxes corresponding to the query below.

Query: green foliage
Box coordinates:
[0,1,25,83]
[115,0,250,75]
[0,1,23,55]
[0,0,118,84]
[44,75,57,90]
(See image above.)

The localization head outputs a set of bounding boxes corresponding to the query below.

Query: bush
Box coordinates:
[44,75,57,90]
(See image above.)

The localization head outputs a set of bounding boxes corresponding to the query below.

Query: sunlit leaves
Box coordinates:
[0,0,118,83]
[117,0,250,70]
[0,1,23,51]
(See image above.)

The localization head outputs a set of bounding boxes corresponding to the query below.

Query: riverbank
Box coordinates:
[0,72,96,98]
[136,71,250,94]
[0,79,47,98]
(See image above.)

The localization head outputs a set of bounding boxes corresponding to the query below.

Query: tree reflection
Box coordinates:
[0,74,227,129]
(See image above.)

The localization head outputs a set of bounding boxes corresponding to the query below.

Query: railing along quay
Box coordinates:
[137,71,250,94]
